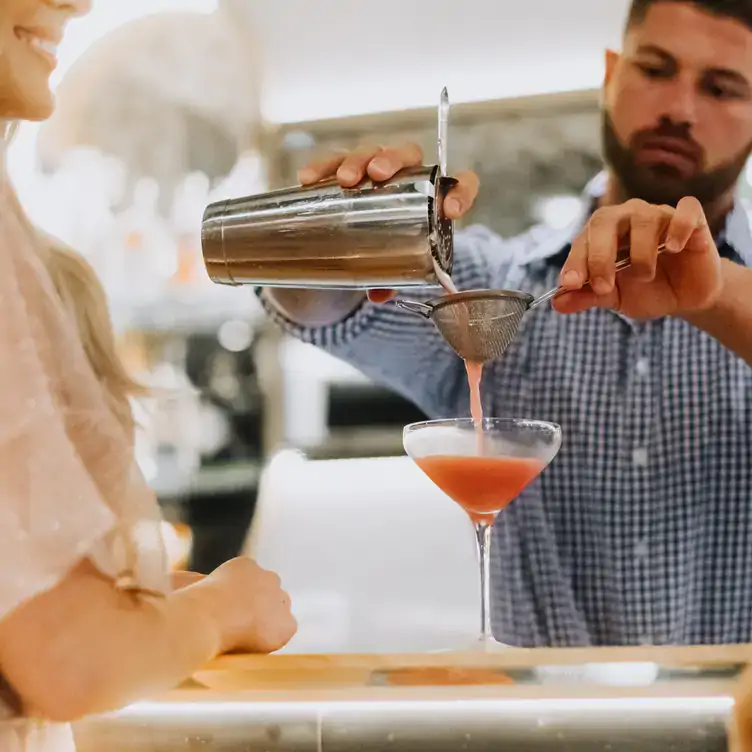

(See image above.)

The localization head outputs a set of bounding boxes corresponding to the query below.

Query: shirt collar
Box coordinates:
[518,171,752,267]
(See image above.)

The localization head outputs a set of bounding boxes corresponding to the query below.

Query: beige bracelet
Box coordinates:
[115,571,166,601]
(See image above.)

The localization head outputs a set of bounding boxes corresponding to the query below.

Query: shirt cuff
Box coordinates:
[254,288,379,350]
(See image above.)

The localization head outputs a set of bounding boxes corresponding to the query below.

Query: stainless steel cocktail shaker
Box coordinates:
[202,89,456,290]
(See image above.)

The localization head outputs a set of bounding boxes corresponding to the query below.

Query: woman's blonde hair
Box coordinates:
[3,122,145,433]
[40,235,147,431]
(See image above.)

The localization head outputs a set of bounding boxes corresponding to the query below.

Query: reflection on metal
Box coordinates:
[201,165,456,290]
[76,702,320,752]
[73,652,745,751]
[75,694,732,751]
[322,696,731,751]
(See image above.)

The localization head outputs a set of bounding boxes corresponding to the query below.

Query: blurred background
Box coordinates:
[12,0,752,651]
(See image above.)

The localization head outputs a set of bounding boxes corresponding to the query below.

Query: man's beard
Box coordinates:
[602,111,751,209]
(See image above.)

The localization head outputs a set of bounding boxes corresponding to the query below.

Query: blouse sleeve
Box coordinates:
[0,229,116,620]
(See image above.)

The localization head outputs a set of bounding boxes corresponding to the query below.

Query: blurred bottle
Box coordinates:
[114,177,178,303]
[170,171,210,289]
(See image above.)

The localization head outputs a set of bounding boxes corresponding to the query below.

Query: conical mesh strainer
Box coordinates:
[396,243,666,363]
[396,290,534,362]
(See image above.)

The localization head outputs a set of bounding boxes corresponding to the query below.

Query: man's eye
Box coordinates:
[638,64,671,79]
[704,82,743,100]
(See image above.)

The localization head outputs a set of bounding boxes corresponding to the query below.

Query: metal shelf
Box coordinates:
[110,288,265,334]
[154,459,263,501]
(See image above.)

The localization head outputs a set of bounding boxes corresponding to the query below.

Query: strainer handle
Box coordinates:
[531,243,667,309]
[395,299,434,319]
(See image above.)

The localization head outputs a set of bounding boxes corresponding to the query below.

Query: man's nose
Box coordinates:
[661,76,699,126]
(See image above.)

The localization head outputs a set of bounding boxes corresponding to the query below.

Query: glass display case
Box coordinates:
[73,645,751,751]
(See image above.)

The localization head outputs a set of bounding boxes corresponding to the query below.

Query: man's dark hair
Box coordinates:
[626,0,752,31]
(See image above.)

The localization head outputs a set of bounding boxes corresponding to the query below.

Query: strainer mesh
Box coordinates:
[431,294,531,362]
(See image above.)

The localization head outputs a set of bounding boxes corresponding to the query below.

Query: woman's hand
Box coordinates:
[193,557,297,654]
[171,571,205,590]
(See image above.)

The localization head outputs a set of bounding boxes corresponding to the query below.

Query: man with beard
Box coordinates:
[258,0,752,646]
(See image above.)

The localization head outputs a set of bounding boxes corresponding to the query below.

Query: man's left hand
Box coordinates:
[554,196,724,319]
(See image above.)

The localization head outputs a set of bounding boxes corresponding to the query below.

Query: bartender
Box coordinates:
[260,0,752,647]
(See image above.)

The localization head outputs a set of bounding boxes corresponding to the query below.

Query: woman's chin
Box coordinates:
[2,86,55,122]
[15,100,55,122]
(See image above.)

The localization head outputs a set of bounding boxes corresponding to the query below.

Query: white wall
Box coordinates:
[52,0,220,90]
[8,0,221,192]
[235,0,630,122]
[9,0,630,181]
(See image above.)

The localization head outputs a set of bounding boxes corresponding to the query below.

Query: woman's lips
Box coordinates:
[14,27,60,67]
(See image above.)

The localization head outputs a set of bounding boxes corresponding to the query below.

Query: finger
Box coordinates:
[298,152,347,184]
[628,206,666,281]
[263,570,282,588]
[553,286,619,314]
[336,145,386,186]
[667,196,710,253]
[366,142,423,182]
[552,289,599,314]
[367,289,396,304]
[443,170,480,218]
[171,571,205,589]
[559,230,589,289]
[586,207,621,295]
[281,615,298,645]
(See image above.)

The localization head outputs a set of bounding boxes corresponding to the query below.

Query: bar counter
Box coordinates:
[74,644,752,751]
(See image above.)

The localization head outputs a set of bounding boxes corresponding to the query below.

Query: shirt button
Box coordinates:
[632,447,649,468]
[635,358,650,377]
[634,539,649,559]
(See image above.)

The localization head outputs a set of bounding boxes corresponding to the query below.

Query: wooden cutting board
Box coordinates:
[192,643,752,693]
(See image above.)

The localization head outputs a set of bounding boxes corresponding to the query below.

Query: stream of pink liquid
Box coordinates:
[465,360,485,455]
[465,361,483,426]
[437,273,485,434]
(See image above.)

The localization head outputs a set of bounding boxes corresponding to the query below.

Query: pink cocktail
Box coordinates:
[404,418,561,650]
[415,455,546,524]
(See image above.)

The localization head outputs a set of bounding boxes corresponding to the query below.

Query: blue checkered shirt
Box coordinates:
[260,173,752,647]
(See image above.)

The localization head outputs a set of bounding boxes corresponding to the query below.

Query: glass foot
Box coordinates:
[429,635,510,654]
[465,635,510,652]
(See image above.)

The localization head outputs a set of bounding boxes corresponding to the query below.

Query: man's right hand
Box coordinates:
[298,143,480,303]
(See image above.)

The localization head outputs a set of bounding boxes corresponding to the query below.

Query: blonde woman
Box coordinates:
[0,1,297,749]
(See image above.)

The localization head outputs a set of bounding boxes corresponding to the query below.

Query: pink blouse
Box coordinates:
[0,182,169,750]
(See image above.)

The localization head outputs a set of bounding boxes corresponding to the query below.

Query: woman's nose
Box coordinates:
[47,0,92,17]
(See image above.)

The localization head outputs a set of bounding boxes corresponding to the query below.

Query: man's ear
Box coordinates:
[604,48,620,88]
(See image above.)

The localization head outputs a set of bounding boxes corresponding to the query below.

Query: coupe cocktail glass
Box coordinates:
[404,418,561,650]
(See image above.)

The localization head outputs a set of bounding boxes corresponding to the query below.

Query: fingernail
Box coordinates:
[444,198,461,215]
[298,168,316,183]
[369,157,391,176]
[338,167,358,182]
[561,270,581,287]
[592,277,611,295]
[665,236,681,252]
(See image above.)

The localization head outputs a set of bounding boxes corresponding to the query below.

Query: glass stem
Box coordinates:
[474,521,493,643]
